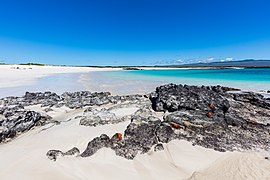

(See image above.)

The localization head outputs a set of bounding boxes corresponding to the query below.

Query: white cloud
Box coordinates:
[225,57,233,61]
[207,57,214,61]
[176,59,184,63]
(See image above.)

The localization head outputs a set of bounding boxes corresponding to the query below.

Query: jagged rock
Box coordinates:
[0,107,52,143]
[208,85,241,93]
[64,147,80,156]
[0,91,147,110]
[24,91,62,107]
[46,150,63,161]
[131,105,155,119]
[154,143,164,151]
[0,91,150,144]
[79,108,119,126]
[156,123,175,143]
[61,91,111,108]
[124,119,160,148]
[80,134,111,157]
[1,84,267,161]
[47,147,80,161]
[72,84,270,160]
[79,100,152,127]
[73,116,163,160]
[150,84,230,113]
[91,117,159,159]
[233,92,270,110]
[111,133,123,142]
[122,67,142,70]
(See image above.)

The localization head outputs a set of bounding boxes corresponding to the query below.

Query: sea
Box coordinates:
[1,68,270,97]
[98,68,270,93]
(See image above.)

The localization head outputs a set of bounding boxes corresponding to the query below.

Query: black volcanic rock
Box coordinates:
[46,150,64,161]
[0,107,51,143]
[149,84,230,114]
[154,143,164,151]
[0,90,148,143]
[46,147,80,161]
[61,91,111,108]
[48,84,270,161]
[122,67,142,70]
[80,134,111,157]
[1,84,268,161]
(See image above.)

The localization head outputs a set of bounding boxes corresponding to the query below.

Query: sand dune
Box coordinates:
[189,151,270,180]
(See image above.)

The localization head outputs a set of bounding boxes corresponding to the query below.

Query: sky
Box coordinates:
[0,0,270,66]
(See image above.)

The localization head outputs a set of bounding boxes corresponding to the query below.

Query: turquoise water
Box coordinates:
[125,68,270,82]
[1,68,270,98]
[0,73,86,98]
[102,68,270,91]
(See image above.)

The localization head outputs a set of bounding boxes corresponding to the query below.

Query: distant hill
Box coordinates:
[179,59,270,67]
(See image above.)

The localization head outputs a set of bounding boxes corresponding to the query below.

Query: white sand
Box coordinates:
[0,64,120,88]
[0,105,269,180]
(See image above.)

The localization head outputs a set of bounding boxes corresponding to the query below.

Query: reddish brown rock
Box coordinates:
[206,111,214,118]
[170,122,181,129]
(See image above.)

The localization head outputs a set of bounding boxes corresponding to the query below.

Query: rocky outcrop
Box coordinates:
[46,147,80,161]
[79,108,119,126]
[0,84,269,161]
[149,84,230,113]
[122,67,142,70]
[47,84,270,161]
[0,91,148,143]
[61,91,111,108]
[0,106,51,143]
[0,91,146,109]
[77,97,151,127]
[80,134,111,157]
[0,91,62,107]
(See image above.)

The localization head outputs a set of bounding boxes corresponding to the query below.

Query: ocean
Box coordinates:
[1,68,270,97]
[100,68,270,92]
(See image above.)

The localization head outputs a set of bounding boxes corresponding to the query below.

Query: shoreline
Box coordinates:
[0,64,121,88]
[1,64,270,97]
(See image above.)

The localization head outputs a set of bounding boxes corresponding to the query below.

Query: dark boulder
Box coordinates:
[150,84,230,114]
[154,143,164,151]
[80,134,111,157]
[0,107,51,143]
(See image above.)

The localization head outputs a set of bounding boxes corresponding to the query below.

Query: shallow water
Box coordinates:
[0,73,86,97]
[99,68,270,92]
[1,68,270,97]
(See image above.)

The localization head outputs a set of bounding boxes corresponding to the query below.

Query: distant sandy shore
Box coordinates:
[0,65,121,88]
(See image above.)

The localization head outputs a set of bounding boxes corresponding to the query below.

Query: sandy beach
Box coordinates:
[0,64,120,88]
[0,65,270,180]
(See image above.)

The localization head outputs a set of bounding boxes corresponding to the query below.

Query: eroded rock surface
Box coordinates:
[77,97,151,127]
[0,91,146,109]
[47,84,270,161]
[47,147,80,161]
[0,106,51,143]
[0,84,269,161]
[0,91,147,143]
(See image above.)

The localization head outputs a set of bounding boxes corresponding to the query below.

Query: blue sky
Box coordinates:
[0,0,270,65]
